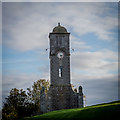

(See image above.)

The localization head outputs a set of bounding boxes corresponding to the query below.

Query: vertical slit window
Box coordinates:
[60,37,62,45]
[56,36,58,46]
[57,37,60,46]
[59,67,62,77]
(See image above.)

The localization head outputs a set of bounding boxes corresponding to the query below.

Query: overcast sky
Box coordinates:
[1,2,118,109]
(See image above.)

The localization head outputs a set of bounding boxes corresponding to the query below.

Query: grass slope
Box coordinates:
[22,101,120,120]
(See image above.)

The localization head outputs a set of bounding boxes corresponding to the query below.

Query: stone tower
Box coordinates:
[40,23,83,113]
[49,22,70,86]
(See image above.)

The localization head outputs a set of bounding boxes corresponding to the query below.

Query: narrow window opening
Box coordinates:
[59,67,62,77]
[60,38,62,45]
[57,36,62,46]
[58,37,60,46]
[61,36,64,47]
[56,36,58,46]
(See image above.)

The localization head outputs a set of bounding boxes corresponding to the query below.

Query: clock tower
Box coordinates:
[49,22,70,86]
[40,23,83,113]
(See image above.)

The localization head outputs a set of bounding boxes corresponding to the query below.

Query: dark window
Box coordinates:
[56,36,58,46]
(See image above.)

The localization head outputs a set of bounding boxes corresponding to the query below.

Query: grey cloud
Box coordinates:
[3,2,117,51]
[71,74,118,106]
[2,70,118,107]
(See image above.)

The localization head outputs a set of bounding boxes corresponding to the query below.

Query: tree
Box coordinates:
[2,105,18,120]
[2,79,50,119]
[6,88,27,108]
[2,88,34,119]
[27,79,50,114]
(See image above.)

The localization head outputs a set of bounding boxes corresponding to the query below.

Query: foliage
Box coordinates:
[27,79,49,113]
[2,105,18,120]
[2,88,32,119]
[21,101,120,120]
[2,79,50,120]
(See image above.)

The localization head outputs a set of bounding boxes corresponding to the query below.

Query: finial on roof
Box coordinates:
[58,22,60,26]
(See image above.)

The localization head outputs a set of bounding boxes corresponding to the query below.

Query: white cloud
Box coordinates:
[3,2,117,51]
[72,49,118,66]
[70,35,92,50]
[71,49,118,76]
[2,71,50,103]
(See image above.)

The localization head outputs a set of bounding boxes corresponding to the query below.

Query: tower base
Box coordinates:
[40,84,83,113]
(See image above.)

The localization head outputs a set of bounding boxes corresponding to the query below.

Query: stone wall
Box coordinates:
[40,85,83,113]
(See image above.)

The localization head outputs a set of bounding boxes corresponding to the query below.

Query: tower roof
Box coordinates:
[52,23,68,33]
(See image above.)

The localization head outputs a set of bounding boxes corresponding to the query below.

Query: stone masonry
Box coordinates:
[40,23,83,113]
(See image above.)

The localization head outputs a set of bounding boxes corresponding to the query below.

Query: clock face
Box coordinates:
[57,51,64,59]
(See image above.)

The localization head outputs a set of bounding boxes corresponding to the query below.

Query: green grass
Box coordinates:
[21,101,120,120]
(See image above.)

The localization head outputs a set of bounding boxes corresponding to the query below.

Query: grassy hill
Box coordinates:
[21,101,120,120]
